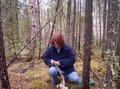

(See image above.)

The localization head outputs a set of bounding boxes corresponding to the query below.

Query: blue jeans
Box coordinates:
[48,66,82,86]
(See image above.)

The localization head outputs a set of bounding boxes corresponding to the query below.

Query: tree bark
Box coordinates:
[116,1,120,55]
[95,0,99,46]
[28,0,38,61]
[37,0,42,60]
[101,0,107,59]
[66,0,71,44]
[48,0,60,46]
[78,0,81,54]
[116,1,120,88]
[104,0,118,89]
[98,0,102,46]
[0,0,11,88]
[82,0,93,89]
[71,0,76,49]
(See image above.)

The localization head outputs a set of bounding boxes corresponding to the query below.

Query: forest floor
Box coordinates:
[8,47,106,89]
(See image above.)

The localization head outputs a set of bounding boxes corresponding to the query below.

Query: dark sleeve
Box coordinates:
[43,46,52,66]
[59,47,75,68]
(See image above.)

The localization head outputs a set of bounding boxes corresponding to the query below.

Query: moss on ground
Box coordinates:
[8,46,105,89]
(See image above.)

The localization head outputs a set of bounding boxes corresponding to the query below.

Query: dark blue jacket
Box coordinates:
[43,44,76,75]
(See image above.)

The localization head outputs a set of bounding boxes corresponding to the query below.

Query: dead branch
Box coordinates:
[7,7,63,68]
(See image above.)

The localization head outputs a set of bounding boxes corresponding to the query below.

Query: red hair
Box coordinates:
[50,34,64,47]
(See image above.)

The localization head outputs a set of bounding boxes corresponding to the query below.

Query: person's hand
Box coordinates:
[51,59,61,66]
[55,61,61,66]
[51,59,55,64]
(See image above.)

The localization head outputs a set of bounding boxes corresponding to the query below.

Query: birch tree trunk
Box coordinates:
[28,0,38,61]
[37,0,42,60]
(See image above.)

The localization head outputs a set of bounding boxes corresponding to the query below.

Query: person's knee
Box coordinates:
[68,72,81,83]
[71,77,81,83]
[48,66,58,76]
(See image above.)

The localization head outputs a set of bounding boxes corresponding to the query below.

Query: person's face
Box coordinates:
[54,42,60,49]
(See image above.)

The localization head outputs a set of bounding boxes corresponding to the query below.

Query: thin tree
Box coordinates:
[0,0,11,88]
[25,1,31,51]
[101,0,107,59]
[116,1,120,55]
[95,0,99,46]
[37,0,42,60]
[82,0,93,89]
[78,0,81,54]
[71,0,76,49]
[48,0,60,46]
[66,0,71,44]
[59,0,63,31]
[98,0,102,46]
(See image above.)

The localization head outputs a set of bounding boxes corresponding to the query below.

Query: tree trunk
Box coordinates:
[59,0,62,32]
[0,0,11,88]
[37,0,42,60]
[78,0,81,54]
[25,4,31,50]
[98,0,102,46]
[95,0,99,46]
[103,1,112,88]
[15,0,19,47]
[48,0,60,46]
[66,0,71,44]
[116,1,120,55]
[82,0,93,89]
[101,0,107,59]
[116,1,120,88]
[71,0,76,49]
[28,0,38,61]
[104,0,118,89]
